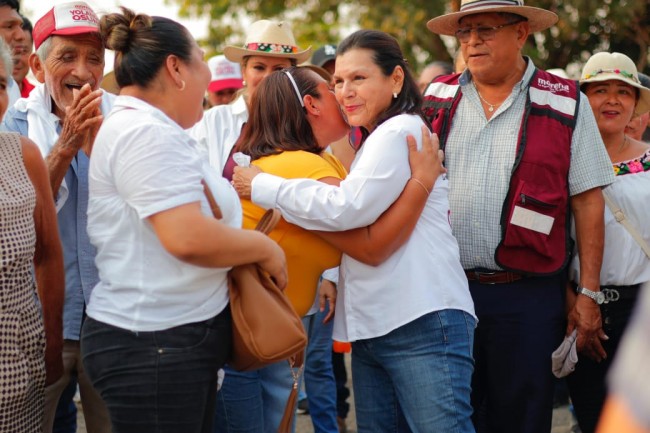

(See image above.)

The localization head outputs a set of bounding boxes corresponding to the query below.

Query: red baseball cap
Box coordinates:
[33,2,100,51]
[207,55,244,93]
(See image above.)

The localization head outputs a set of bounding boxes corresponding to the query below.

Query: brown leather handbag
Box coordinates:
[226,209,307,371]
[202,180,306,432]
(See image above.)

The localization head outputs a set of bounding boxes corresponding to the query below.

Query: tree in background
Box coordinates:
[173,0,649,75]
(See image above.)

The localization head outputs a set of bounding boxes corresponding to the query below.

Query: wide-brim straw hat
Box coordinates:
[580,52,650,115]
[224,20,311,64]
[427,0,558,36]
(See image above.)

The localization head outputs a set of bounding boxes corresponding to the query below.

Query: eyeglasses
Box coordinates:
[455,21,523,43]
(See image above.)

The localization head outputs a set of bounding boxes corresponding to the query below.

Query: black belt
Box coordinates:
[464,270,524,284]
[600,284,641,303]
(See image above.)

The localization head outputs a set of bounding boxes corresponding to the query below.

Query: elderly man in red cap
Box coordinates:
[1,2,114,432]
[206,54,243,107]
[423,1,615,432]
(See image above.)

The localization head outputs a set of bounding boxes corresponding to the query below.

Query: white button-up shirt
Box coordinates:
[189,95,248,172]
[251,113,475,342]
[87,96,242,332]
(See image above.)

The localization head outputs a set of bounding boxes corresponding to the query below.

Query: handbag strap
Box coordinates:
[603,189,650,258]
[201,179,223,219]
[201,179,281,233]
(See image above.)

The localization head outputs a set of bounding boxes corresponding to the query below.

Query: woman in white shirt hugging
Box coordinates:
[234,30,476,433]
[80,8,286,433]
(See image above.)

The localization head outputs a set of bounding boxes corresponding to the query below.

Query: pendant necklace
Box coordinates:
[473,82,500,113]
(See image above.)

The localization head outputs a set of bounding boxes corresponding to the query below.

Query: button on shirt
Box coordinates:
[444,58,614,270]
[1,111,97,341]
[251,114,475,342]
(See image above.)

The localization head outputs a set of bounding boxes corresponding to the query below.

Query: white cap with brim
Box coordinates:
[580,52,650,116]
[224,20,311,64]
[426,0,558,36]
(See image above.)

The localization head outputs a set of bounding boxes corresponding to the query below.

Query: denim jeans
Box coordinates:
[351,309,476,433]
[213,360,296,433]
[52,377,77,433]
[81,308,232,433]
[300,308,338,433]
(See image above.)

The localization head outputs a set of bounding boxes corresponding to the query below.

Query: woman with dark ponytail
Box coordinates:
[80,8,287,433]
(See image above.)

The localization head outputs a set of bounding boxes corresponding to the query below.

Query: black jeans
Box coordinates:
[81,307,232,433]
[567,293,638,433]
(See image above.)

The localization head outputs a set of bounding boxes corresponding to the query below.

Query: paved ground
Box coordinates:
[75,352,580,432]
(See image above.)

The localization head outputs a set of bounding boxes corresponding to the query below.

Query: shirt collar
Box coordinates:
[460,56,535,91]
[113,95,182,130]
[232,94,248,116]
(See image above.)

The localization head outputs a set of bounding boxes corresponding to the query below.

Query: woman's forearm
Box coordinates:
[315,178,429,265]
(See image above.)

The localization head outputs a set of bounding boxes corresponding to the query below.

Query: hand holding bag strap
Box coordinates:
[603,189,650,258]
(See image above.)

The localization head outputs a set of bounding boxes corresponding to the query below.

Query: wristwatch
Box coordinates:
[577,287,605,305]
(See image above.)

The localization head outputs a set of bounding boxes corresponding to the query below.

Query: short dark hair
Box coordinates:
[337,29,428,143]
[236,66,323,160]
[100,7,193,89]
[0,0,20,12]
[20,15,31,35]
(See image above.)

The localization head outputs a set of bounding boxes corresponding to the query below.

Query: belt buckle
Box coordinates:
[475,271,498,285]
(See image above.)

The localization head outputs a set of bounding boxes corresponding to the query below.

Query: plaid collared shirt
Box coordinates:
[444,58,614,270]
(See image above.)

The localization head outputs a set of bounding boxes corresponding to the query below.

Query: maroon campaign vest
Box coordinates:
[423,69,580,276]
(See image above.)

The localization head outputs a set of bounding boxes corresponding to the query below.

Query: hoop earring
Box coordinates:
[393,92,398,99]
[178,80,186,91]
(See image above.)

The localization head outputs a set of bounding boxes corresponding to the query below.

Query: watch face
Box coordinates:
[595,291,605,304]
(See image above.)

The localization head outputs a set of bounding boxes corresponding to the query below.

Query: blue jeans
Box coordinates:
[351,309,476,433]
[52,378,77,433]
[300,308,338,433]
[213,360,296,433]
[81,308,232,433]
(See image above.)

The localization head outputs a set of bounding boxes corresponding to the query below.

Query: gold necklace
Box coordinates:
[473,82,501,112]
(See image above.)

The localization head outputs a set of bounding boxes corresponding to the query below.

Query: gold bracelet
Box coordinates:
[410,178,431,196]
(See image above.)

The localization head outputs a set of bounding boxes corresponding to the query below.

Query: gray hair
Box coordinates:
[0,38,12,78]
[36,37,53,61]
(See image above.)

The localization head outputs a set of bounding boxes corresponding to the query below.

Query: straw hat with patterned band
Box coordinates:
[224,20,311,64]
[427,0,558,36]
[580,52,650,116]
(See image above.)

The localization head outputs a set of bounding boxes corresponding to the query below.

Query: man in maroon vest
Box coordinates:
[423,1,615,432]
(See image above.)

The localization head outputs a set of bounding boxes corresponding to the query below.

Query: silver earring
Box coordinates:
[242,80,247,87]
[393,92,398,99]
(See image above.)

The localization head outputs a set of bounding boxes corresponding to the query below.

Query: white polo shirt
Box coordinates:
[87,95,242,332]
[251,113,475,342]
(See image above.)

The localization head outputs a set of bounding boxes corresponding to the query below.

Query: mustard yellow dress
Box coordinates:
[241,151,346,316]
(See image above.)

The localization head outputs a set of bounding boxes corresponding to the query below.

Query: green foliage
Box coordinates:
[172,0,650,75]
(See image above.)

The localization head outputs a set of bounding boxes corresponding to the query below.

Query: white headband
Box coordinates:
[284,70,305,107]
